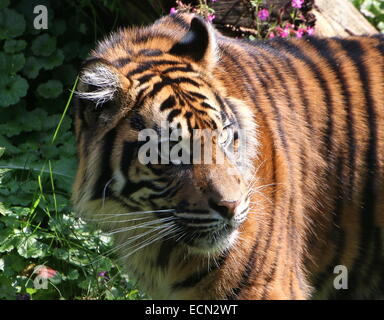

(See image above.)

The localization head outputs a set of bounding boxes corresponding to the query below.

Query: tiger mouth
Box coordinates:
[170,207,248,251]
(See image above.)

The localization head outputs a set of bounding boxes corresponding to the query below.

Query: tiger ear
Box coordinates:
[76,58,131,107]
[169,16,217,69]
[75,59,133,127]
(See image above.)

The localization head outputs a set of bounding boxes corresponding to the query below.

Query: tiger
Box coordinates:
[72,13,384,299]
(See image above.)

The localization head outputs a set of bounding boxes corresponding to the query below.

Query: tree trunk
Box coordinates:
[311,0,378,36]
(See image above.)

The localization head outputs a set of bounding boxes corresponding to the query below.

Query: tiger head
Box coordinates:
[72,15,257,258]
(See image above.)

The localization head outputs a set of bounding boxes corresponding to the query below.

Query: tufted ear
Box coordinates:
[76,58,131,107]
[169,16,217,69]
[75,58,132,127]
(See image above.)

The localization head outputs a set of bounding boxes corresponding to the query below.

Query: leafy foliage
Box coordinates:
[350,0,384,32]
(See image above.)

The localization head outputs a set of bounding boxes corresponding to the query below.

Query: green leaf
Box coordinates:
[22,56,43,79]
[0,0,10,9]
[31,33,57,56]
[18,108,47,132]
[0,52,26,74]
[62,41,80,61]
[26,287,37,295]
[3,39,27,53]
[0,215,21,228]
[0,147,4,158]
[67,269,79,280]
[51,157,77,180]
[0,134,19,153]
[39,49,64,70]
[0,75,28,107]
[0,275,14,299]
[53,248,69,260]
[0,229,18,252]
[50,19,66,36]
[17,235,48,258]
[2,253,25,274]
[53,64,77,85]
[378,21,384,33]
[37,80,63,99]
[0,8,26,39]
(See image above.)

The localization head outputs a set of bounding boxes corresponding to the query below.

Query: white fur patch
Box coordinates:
[76,64,119,107]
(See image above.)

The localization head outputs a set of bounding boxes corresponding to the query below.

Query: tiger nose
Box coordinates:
[209,199,240,220]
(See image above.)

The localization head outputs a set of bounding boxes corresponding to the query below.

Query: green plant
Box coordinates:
[350,0,384,32]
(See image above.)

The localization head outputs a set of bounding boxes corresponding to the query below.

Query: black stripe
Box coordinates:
[308,37,357,196]
[122,179,168,199]
[168,76,200,87]
[156,240,174,270]
[137,73,156,84]
[132,33,171,44]
[188,91,207,100]
[270,39,335,161]
[130,112,146,131]
[92,129,117,199]
[120,141,139,178]
[150,78,174,98]
[167,109,182,122]
[149,184,177,199]
[113,57,131,68]
[137,49,163,57]
[149,77,200,100]
[160,96,176,111]
[200,102,217,111]
[337,39,378,298]
[128,60,182,77]
[80,56,113,69]
[168,13,190,30]
[362,227,382,292]
[313,156,345,292]
[162,65,194,74]
[172,252,227,290]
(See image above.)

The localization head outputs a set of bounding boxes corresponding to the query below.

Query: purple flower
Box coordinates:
[277,26,290,38]
[268,32,276,39]
[306,26,315,35]
[291,0,304,9]
[257,9,269,21]
[98,271,108,278]
[296,28,305,38]
[207,14,216,23]
[16,293,30,300]
[170,7,177,14]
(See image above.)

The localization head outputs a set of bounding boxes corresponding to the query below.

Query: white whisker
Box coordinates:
[105,217,176,236]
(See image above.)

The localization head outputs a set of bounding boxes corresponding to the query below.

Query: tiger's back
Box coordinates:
[73,13,384,299]
[216,30,384,298]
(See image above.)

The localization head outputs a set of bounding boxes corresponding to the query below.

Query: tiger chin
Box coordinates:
[72,13,384,300]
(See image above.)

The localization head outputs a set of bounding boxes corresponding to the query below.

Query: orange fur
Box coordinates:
[72,14,384,299]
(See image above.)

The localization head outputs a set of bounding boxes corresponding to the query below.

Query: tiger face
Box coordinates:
[73,17,257,257]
